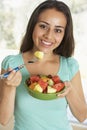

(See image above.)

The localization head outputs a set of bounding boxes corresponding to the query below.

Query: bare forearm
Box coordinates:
[66,87,87,122]
[0,86,16,125]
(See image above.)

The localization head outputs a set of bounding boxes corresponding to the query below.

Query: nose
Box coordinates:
[44,29,53,39]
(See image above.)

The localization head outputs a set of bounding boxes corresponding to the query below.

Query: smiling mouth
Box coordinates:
[41,40,52,46]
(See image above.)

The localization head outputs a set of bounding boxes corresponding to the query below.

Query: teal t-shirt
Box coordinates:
[1,53,79,130]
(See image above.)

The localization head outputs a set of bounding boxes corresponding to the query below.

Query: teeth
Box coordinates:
[42,40,52,45]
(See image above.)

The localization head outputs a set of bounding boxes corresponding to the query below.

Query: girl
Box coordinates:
[0,0,87,130]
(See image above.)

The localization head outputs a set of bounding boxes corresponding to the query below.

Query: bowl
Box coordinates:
[25,84,65,100]
[25,75,65,100]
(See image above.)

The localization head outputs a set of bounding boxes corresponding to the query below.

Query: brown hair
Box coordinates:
[20,0,75,57]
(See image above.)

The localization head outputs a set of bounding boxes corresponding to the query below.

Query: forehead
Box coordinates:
[38,8,67,27]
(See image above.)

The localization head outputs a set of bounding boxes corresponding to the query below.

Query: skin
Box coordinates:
[0,8,87,125]
[32,9,66,54]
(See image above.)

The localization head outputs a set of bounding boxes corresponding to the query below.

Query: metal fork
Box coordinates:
[0,58,38,79]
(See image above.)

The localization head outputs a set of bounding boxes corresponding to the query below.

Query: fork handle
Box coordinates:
[2,67,20,78]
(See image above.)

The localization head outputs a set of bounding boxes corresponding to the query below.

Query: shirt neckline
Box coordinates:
[19,53,62,76]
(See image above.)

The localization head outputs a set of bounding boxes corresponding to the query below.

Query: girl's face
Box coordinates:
[32,8,67,54]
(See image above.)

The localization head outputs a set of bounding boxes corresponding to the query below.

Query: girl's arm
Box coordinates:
[59,71,87,122]
[0,68,22,125]
[0,116,14,130]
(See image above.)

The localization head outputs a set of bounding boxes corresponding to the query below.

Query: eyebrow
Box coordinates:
[38,21,65,29]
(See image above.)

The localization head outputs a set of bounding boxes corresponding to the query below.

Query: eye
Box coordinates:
[39,24,48,30]
[55,28,62,33]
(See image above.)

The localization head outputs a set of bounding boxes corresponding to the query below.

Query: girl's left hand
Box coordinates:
[57,81,72,98]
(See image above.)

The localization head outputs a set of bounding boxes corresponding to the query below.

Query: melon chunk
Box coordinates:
[47,86,56,93]
[34,51,44,59]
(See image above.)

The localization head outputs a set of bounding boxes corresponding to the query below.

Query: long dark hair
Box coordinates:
[20,0,75,57]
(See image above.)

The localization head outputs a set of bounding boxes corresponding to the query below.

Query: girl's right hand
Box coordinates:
[1,68,22,88]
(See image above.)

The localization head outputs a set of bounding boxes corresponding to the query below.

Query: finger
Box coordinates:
[8,71,22,86]
[64,81,70,87]
[58,89,69,97]
[7,70,16,80]
[57,85,71,97]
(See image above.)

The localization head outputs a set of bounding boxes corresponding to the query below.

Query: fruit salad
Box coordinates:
[26,75,65,94]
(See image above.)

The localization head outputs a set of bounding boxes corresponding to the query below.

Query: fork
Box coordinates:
[0,58,38,79]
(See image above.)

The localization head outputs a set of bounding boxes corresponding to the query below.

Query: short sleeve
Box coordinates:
[1,55,15,70]
[1,54,21,71]
[67,57,79,80]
